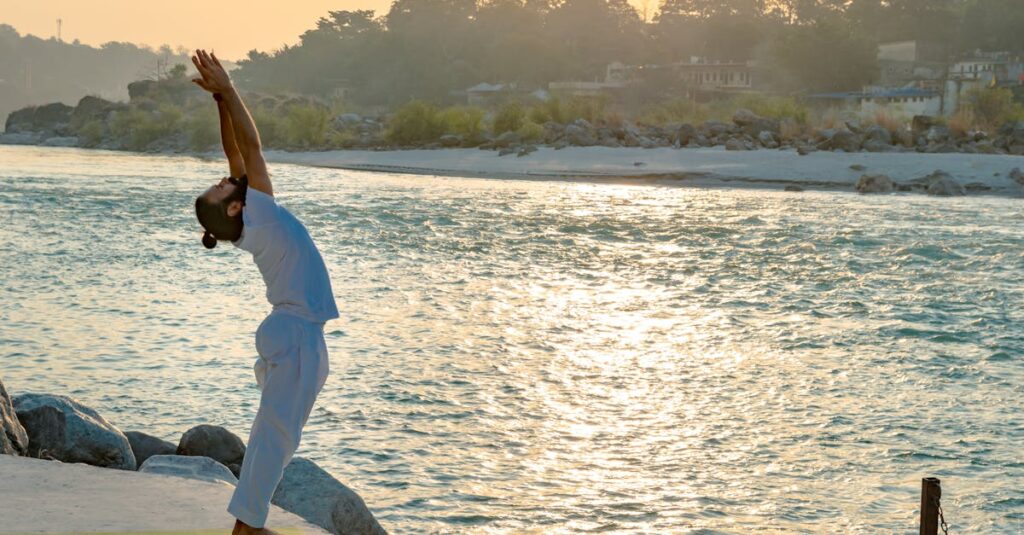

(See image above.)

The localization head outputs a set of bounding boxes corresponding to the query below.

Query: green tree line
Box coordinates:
[233,0,1024,106]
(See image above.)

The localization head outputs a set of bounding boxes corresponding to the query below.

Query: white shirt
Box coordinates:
[231,188,339,323]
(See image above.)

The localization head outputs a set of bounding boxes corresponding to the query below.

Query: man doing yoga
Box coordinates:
[190,49,338,534]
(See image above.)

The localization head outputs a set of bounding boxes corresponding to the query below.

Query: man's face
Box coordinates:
[201,176,237,204]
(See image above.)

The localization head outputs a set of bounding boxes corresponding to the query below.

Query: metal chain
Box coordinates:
[934,494,950,535]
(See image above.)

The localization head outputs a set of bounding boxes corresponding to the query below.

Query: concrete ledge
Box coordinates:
[0,455,329,534]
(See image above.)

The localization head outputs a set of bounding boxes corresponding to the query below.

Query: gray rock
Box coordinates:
[40,136,79,147]
[863,140,894,152]
[856,174,895,194]
[1010,167,1024,185]
[177,424,245,477]
[1,379,29,456]
[492,131,520,149]
[702,120,730,137]
[12,393,136,469]
[125,431,176,468]
[676,123,698,145]
[565,120,597,146]
[732,108,759,127]
[864,125,893,145]
[964,182,992,192]
[497,148,515,156]
[0,132,43,145]
[925,125,952,144]
[272,457,386,535]
[139,454,238,486]
[796,144,814,156]
[830,130,862,152]
[4,103,74,135]
[784,185,805,192]
[757,130,779,149]
[516,145,537,157]
[912,115,939,138]
[725,138,747,151]
[849,164,867,171]
[438,134,462,148]
[923,170,966,196]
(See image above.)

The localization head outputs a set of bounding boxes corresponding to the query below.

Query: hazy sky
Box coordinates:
[2,0,396,60]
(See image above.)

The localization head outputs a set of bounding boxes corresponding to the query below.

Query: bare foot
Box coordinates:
[233,518,284,535]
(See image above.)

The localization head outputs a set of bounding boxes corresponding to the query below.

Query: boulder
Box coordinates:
[127,80,159,102]
[864,125,893,146]
[732,108,779,137]
[4,103,74,135]
[139,454,238,486]
[492,131,520,149]
[830,130,862,152]
[516,145,537,157]
[438,134,462,148]
[40,136,79,147]
[855,174,895,194]
[564,119,597,146]
[702,120,730,137]
[70,96,118,130]
[925,125,952,144]
[125,431,177,468]
[12,393,136,469]
[757,130,779,149]
[863,140,893,152]
[912,115,939,138]
[784,185,804,192]
[725,137,747,151]
[272,457,386,535]
[177,424,246,476]
[1010,167,1024,185]
[922,170,966,196]
[1,379,29,456]
[676,123,698,146]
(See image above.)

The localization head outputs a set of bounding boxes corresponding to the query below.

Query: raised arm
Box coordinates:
[191,49,273,196]
[216,98,246,178]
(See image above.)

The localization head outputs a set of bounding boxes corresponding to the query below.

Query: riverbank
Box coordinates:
[265,146,1024,195]
[0,455,328,534]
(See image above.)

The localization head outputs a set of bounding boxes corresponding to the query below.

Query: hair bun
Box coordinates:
[202,231,217,249]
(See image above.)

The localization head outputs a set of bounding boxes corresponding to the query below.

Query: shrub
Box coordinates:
[516,121,545,143]
[77,120,105,148]
[386,101,443,145]
[108,105,182,151]
[493,101,525,134]
[437,106,486,144]
[284,104,329,148]
[639,98,707,126]
[962,87,1024,130]
[563,96,606,124]
[251,107,287,148]
[184,111,219,152]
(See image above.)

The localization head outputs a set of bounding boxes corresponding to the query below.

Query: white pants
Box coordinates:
[227,309,330,528]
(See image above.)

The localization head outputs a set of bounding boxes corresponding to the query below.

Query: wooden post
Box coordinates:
[920,477,941,535]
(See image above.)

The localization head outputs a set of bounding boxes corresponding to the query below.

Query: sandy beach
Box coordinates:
[266,146,1024,195]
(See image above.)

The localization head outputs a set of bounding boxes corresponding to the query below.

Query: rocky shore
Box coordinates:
[0,377,386,534]
[4,90,1024,159]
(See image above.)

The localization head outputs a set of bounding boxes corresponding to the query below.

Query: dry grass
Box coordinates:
[779,118,807,142]
[866,108,907,136]
[948,108,975,138]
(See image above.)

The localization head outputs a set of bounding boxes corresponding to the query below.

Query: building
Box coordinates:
[809,87,943,117]
[877,41,947,87]
[673,57,755,92]
[548,62,632,97]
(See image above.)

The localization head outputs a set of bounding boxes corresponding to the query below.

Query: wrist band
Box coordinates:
[213,93,223,102]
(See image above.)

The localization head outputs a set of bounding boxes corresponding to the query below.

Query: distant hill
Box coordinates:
[0,24,190,125]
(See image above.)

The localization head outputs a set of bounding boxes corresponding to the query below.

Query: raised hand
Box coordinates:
[191,49,232,94]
